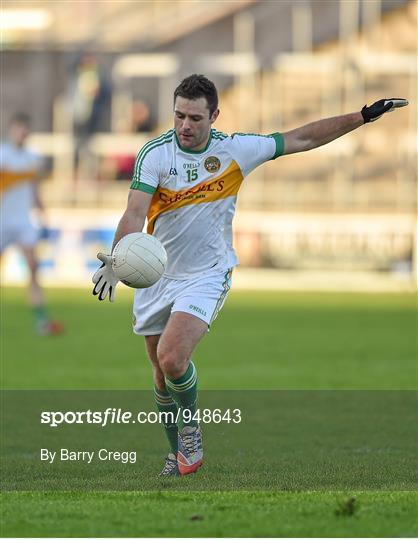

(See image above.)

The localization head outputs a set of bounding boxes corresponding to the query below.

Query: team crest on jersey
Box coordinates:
[204,156,221,173]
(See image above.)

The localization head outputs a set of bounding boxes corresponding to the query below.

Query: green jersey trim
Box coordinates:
[231,131,269,138]
[131,130,174,187]
[175,130,213,154]
[269,132,285,159]
[230,130,284,159]
[213,129,228,139]
[130,181,156,194]
[133,129,173,172]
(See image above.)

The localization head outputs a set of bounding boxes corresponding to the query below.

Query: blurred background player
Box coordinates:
[0,113,64,336]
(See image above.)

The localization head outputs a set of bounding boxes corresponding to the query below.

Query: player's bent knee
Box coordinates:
[157,349,187,379]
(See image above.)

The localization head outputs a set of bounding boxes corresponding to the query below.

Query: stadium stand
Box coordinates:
[1,0,416,288]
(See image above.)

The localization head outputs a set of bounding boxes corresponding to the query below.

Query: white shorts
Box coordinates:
[0,220,39,252]
[132,268,233,336]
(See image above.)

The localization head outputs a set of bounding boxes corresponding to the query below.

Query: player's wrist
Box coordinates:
[361,105,372,124]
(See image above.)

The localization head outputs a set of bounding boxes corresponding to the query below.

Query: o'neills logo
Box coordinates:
[159,179,225,204]
[204,156,221,173]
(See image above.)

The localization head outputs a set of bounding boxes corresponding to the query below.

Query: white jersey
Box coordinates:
[0,142,42,226]
[130,128,284,279]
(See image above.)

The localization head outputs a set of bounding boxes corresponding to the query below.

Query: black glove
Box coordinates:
[361,98,408,123]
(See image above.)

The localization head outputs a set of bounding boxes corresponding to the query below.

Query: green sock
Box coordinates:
[165,361,198,430]
[154,387,178,454]
[33,305,48,325]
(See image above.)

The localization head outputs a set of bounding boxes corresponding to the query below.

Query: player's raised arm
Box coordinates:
[282,98,408,156]
[92,189,153,302]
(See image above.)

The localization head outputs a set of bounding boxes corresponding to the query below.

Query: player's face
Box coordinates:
[174,96,219,151]
[9,122,30,147]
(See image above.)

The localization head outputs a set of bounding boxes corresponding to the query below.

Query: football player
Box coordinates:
[92,74,407,475]
[1,113,63,336]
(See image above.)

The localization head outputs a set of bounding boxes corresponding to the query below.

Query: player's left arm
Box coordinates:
[31,154,49,213]
[33,176,45,212]
[32,159,48,238]
[281,98,408,156]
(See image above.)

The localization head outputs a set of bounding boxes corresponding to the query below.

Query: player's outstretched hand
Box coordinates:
[361,98,408,123]
[92,252,119,302]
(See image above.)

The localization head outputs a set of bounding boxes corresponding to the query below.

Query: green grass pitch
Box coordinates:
[1,286,417,537]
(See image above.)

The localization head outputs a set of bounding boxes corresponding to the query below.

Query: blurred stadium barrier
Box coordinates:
[1,208,414,291]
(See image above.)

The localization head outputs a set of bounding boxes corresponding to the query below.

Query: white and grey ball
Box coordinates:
[112,232,167,288]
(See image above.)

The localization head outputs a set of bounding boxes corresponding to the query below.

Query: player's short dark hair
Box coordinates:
[9,113,31,126]
[174,74,218,116]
